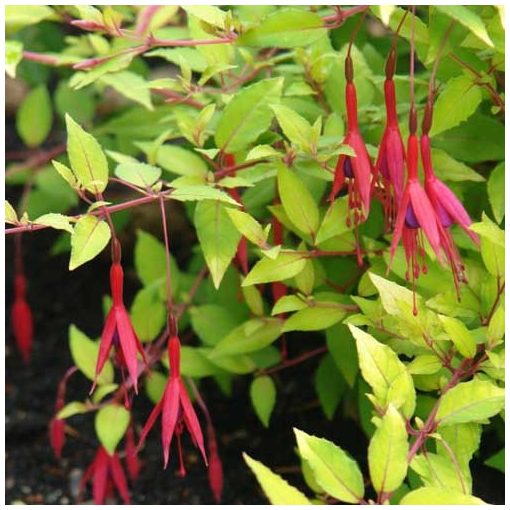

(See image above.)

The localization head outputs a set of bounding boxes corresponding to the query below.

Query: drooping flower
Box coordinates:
[49,415,65,459]
[374,48,406,230]
[388,132,446,314]
[420,132,479,293]
[79,446,130,505]
[93,261,148,394]
[223,152,249,274]
[137,336,207,471]
[329,55,373,226]
[11,273,33,365]
[206,422,223,503]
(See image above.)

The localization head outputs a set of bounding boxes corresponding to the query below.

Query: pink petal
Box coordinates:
[408,180,443,261]
[162,378,180,468]
[116,307,141,394]
[388,187,411,271]
[92,448,109,505]
[350,132,373,215]
[384,128,405,199]
[109,453,131,504]
[432,178,479,244]
[329,153,347,201]
[91,309,116,394]
[137,399,163,450]
[179,380,207,465]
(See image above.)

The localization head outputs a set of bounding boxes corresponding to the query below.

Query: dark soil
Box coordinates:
[5,218,505,505]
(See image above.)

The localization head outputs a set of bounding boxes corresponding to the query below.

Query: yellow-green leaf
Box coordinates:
[16,85,53,148]
[69,215,111,270]
[95,404,130,454]
[250,376,276,427]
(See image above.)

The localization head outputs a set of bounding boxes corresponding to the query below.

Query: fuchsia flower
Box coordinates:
[138,336,207,471]
[206,422,223,503]
[93,260,148,395]
[389,132,446,314]
[420,132,479,293]
[125,425,141,481]
[329,56,373,226]
[374,48,406,229]
[49,416,65,459]
[79,446,130,505]
[11,273,33,365]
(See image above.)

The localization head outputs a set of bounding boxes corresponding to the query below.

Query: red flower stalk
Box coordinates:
[388,131,446,314]
[206,423,223,503]
[79,446,130,505]
[125,425,141,481]
[329,54,373,226]
[224,153,249,275]
[11,272,33,365]
[374,47,406,230]
[137,336,207,471]
[93,254,148,395]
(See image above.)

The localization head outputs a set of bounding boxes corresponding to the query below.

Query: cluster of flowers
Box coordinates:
[329,45,478,313]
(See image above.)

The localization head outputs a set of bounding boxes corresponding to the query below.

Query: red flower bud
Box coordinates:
[11,274,33,365]
[49,417,65,459]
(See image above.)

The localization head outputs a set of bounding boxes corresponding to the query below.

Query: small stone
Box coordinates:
[5,477,15,490]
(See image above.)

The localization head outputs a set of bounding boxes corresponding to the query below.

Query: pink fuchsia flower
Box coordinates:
[137,336,207,472]
[329,56,373,226]
[388,133,446,314]
[420,133,479,294]
[374,55,406,230]
[11,273,33,365]
[93,261,148,395]
[79,446,130,505]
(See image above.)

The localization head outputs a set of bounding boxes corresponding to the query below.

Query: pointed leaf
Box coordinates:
[16,85,53,148]
[95,404,130,455]
[243,251,306,286]
[250,376,276,427]
[34,213,74,234]
[69,215,111,270]
[115,162,161,188]
[399,487,485,505]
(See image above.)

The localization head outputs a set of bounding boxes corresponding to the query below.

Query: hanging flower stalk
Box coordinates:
[328,10,373,228]
[420,21,479,295]
[374,11,408,230]
[136,197,207,472]
[93,239,148,395]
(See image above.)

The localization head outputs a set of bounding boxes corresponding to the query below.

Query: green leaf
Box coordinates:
[294,428,364,503]
[157,145,208,177]
[115,162,161,187]
[407,355,442,375]
[470,214,505,277]
[179,347,224,377]
[5,40,23,78]
[5,200,18,224]
[436,6,494,48]
[369,272,416,316]
[52,160,78,189]
[238,9,326,48]
[16,85,53,148]
[6,5,55,33]
[250,376,276,427]
[282,305,345,332]
[134,229,179,295]
[69,324,113,385]
[65,114,109,193]
[243,453,311,505]
[368,404,409,493]
[436,379,505,426]
[484,449,504,474]
[316,197,351,244]
[34,213,74,234]
[215,77,283,152]
[171,185,240,206]
[210,318,282,358]
[411,453,468,494]
[487,162,505,224]
[182,5,227,29]
[91,383,119,404]
[272,295,307,315]
[399,487,485,505]
[226,208,268,246]
[95,404,130,455]
[145,371,167,404]
[130,287,166,342]
[429,148,484,183]
[277,163,320,236]
[100,71,153,110]
[326,324,359,387]
[430,74,482,136]
[195,200,241,289]
[242,285,265,316]
[271,104,313,152]
[349,324,416,418]
[243,251,307,286]
[57,401,89,420]
[488,304,505,346]
[189,305,244,346]
[315,354,345,419]
[69,215,111,270]
[439,316,477,358]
